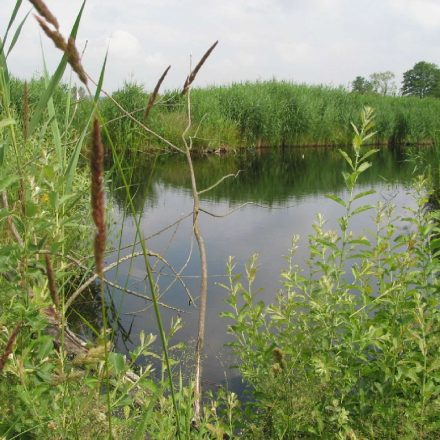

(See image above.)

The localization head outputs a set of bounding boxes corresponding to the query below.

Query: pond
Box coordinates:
[102,146,425,393]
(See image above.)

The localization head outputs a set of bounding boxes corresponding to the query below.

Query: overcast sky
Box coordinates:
[2,0,440,92]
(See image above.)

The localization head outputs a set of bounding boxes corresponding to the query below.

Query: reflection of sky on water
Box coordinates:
[106,172,417,392]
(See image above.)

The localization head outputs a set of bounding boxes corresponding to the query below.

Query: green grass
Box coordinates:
[101,80,440,149]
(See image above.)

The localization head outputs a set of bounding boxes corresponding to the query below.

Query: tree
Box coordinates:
[351,76,373,94]
[369,71,396,96]
[401,61,440,98]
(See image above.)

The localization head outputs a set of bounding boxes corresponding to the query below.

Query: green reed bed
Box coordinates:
[9,78,440,152]
[97,80,440,150]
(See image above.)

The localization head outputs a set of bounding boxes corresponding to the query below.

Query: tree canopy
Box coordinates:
[401,61,440,98]
[351,72,396,95]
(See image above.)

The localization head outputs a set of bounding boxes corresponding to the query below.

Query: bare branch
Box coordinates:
[101,278,183,312]
[65,250,195,310]
[198,170,241,196]
[200,201,299,218]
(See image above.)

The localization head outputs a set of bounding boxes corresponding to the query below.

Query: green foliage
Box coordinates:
[8,76,440,152]
[223,109,440,438]
[401,61,440,98]
[351,76,373,94]
[369,71,397,96]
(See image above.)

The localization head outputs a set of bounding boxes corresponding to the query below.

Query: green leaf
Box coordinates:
[108,352,126,375]
[0,118,16,130]
[360,148,379,162]
[357,161,372,173]
[325,193,346,207]
[6,10,31,57]
[338,149,353,169]
[350,205,373,216]
[353,189,376,201]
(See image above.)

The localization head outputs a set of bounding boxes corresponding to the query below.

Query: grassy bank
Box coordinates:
[9,78,440,151]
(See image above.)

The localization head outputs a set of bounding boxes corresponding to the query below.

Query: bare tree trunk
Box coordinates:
[183,142,208,420]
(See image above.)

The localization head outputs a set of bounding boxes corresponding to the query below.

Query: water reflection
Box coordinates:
[105,146,424,392]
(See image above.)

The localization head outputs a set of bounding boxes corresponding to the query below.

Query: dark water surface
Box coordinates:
[105,146,423,392]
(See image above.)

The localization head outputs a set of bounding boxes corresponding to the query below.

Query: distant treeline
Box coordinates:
[9,77,440,150]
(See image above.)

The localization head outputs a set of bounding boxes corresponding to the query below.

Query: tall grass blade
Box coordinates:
[64,50,107,193]
[28,0,86,136]
[42,49,63,166]
[6,10,31,57]
[1,0,23,51]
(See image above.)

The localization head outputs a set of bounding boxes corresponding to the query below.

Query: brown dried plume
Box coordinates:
[35,14,66,51]
[45,254,60,310]
[0,323,21,372]
[66,37,88,86]
[144,65,171,119]
[90,119,106,277]
[29,0,59,30]
[181,41,218,96]
[34,13,88,86]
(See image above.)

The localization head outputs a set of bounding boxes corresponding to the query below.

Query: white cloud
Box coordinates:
[108,30,143,60]
[1,0,439,91]
[388,0,440,29]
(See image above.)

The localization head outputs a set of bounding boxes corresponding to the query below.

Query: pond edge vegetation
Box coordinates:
[1,1,440,439]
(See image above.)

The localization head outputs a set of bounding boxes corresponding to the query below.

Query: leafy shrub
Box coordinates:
[223,108,440,439]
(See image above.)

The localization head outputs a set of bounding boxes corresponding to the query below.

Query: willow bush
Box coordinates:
[222,108,440,438]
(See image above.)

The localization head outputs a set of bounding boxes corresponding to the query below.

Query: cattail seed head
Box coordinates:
[0,323,21,372]
[66,37,88,86]
[34,16,88,87]
[45,254,60,310]
[144,65,171,119]
[29,0,60,30]
[35,14,66,51]
[90,119,106,278]
[181,41,218,96]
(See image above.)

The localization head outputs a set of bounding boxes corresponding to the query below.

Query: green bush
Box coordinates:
[223,108,440,438]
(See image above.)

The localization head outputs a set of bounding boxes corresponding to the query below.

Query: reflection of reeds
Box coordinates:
[90,119,106,277]
[144,65,171,119]
[29,0,59,30]
[45,254,60,310]
[0,323,21,372]
[34,8,88,86]
[181,41,218,96]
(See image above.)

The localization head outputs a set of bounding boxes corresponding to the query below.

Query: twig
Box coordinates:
[65,250,194,310]
[199,201,299,217]
[100,278,183,312]
[198,171,241,195]
[102,211,193,256]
